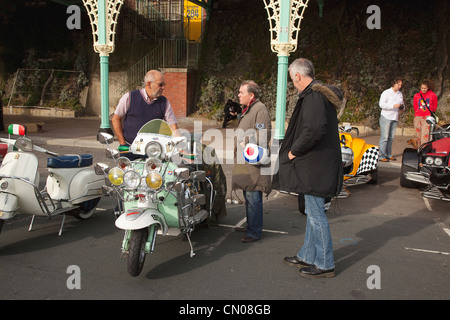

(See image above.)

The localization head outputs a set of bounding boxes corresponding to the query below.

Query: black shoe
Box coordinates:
[241,235,258,243]
[299,265,335,278]
[234,226,247,233]
[283,256,311,268]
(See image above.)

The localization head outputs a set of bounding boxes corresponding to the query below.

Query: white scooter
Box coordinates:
[0,124,104,236]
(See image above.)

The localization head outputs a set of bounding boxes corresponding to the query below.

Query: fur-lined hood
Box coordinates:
[311,82,344,111]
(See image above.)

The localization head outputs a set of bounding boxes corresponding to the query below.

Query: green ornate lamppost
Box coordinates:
[82,0,124,139]
[263,0,309,141]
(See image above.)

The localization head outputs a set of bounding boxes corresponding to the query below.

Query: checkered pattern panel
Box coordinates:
[356,146,379,174]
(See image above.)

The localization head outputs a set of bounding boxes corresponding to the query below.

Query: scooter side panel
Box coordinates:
[68,168,103,204]
[341,134,379,176]
[157,161,180,228]
[0,152,39,184]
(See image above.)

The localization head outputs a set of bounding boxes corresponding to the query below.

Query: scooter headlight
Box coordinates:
[341,147,354,167]
[108,167,124,186]
[434,157,443,166]
[123,170,141,189]
[146,171,163,190]
[425,157,434,165]
[146,141,162,158]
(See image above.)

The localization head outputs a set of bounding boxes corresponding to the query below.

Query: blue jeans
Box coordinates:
[243,191,263,240]
[297,194,334,270]
[379,115,398,159]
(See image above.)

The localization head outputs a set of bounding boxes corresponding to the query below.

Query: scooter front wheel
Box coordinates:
[127,227,149,277]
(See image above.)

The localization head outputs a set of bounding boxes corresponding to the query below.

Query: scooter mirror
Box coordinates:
[166,181,182,192]
[172,181,182,192]
[426,116,436,125]
[95,162,110,175]
[14,137,33,152]
[99,132,114,144]
[101,185,115,196]
[191,170,206,182]
[175,167,190,181]
[172,136,188,149]
[105,147,120,160]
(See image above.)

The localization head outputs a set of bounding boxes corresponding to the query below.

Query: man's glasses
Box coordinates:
[153,81,166,87]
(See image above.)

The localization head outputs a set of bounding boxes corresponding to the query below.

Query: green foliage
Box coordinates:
[196,0,448,127]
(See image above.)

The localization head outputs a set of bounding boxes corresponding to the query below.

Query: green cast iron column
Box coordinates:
[98,0,113,136]
[274,0,291,141]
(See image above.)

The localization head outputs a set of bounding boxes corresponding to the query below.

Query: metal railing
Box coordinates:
[109,38,200,107]
[109,1,201,108]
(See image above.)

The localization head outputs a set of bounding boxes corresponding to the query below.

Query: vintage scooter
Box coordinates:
[0,124,104,236]
[96,119,218,277]
[339,124,380,196]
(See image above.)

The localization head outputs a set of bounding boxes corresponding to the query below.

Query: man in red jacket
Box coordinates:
[413,79,438,146]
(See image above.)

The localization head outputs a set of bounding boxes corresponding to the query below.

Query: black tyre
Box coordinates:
[400,148,419,188]
[368,167,378,184]
[70,197,100,220]
[127,228,149,277]
[0,219,4,235]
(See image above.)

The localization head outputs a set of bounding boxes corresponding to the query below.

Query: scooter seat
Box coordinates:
[47,154,93,168]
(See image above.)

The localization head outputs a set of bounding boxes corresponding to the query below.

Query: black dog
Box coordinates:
[222,99,242,128]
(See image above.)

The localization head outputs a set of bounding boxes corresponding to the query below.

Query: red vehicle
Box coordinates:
[401,116,450,202]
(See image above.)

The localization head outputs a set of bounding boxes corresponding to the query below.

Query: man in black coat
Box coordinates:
[272,58,343,278]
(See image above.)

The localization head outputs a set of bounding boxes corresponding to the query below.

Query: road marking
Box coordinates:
[423,197,433,211]
[405,247,450,256]
[443,228,450,237]
[216,217,289,235]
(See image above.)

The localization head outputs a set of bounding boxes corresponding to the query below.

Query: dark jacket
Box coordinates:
[272,80,343,198]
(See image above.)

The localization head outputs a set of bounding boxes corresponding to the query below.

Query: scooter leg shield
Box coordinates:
[0,193,19,219]
[115,208,162,231]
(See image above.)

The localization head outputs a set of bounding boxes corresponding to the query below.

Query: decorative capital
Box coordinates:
[263,0,309,55]
[272,43,296,56]
[82,0,124,55]
[95,44,115,56]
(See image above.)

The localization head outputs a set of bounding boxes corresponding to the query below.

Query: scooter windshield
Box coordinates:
[137,119,174,137]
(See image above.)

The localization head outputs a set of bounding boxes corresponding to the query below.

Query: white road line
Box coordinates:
[405,247,450,256]
[216,218,289,235]
[423,197,433,211]
[443,228,450,237]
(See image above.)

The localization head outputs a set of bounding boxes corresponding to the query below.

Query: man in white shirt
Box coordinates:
[378,78,404,162]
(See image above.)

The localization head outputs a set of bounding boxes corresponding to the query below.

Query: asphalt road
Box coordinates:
[0,142,449,303]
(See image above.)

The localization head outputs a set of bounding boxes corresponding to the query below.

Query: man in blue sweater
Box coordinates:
[112,70,179,147]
